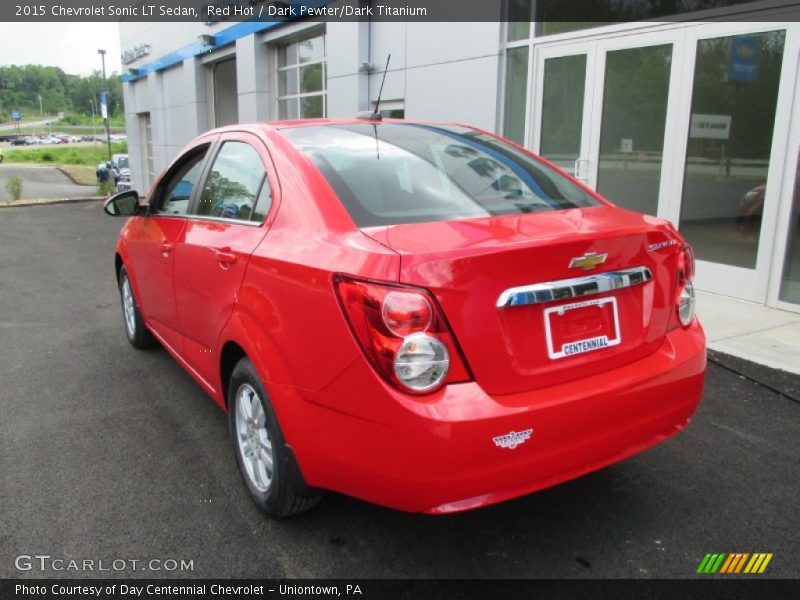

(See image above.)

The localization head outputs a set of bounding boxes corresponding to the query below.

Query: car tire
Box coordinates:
[118,265,155,349]
[228,357,320,517]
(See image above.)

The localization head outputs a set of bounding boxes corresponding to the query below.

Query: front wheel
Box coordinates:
[228,358,320,517]
[118,265,154,349]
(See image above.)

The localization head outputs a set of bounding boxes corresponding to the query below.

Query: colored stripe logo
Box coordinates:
[697,553,773,574]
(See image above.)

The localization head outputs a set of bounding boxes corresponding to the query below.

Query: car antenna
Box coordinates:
[356,54,391,120]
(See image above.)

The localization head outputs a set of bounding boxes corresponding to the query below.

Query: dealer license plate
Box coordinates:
[544,296,621,360]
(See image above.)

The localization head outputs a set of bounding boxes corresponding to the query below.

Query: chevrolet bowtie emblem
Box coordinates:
[569,252,608,270]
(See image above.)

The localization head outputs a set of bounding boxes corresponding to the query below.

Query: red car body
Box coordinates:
[111,120,706,514]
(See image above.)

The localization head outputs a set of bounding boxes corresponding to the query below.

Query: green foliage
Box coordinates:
[97,178,116,197]
[0,64,124,120]
[5,176,23,201]
[4,142,127,166]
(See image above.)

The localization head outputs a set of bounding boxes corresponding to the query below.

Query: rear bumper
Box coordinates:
[274,321,706,513]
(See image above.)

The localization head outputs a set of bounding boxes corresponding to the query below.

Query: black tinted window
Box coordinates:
[156,146,208,215]
[280,123,599,227]
[196,142,266,221]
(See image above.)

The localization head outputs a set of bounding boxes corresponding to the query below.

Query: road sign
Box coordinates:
[11,111,21,121]
[690,114,732,140]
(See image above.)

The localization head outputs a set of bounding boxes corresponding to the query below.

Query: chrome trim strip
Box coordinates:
[496,266,653,308]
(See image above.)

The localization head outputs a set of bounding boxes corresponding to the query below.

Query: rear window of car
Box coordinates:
[279,123,600,227]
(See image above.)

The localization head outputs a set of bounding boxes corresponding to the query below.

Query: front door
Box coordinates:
[126,143,211,351]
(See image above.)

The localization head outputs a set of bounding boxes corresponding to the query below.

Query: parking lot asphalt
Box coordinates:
[1,202,798,579]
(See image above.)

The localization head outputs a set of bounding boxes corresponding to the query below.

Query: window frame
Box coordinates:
[275,33,327,120]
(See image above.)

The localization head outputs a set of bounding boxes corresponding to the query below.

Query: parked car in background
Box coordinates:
[112,153,132,192]
[11,137,28,146]
[103,120,706,517]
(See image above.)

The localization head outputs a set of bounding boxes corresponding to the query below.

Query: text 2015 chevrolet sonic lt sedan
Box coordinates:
[104,119,706,517]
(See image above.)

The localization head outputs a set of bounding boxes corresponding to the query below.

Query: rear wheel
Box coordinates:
[118,265,155,349]
[228,358,320,517]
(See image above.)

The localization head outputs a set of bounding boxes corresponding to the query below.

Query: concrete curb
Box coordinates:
[0,197,103,209]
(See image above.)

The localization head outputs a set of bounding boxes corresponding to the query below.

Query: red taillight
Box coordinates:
[334,275,471,394]
[668,244,697,331]
[678,245,695,283]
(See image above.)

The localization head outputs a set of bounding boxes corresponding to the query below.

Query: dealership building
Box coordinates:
[119,0,800,311]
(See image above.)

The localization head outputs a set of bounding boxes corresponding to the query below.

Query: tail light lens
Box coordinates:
[669,245,696,330]
[334,276,471,394]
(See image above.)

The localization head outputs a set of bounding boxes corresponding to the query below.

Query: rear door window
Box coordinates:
[195,141,267,222]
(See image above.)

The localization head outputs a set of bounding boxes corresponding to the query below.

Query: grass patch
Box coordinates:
[58,165,99,186]
[4,142,127,166]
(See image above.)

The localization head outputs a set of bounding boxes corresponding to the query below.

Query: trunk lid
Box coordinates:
[363,206,683,396]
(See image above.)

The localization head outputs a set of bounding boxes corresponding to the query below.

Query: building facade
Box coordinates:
[119,0,800,311]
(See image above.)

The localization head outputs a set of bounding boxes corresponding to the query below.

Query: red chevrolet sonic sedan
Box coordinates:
[104,119,706,516]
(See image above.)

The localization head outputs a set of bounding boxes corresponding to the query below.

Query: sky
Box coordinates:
[0,23,122,76]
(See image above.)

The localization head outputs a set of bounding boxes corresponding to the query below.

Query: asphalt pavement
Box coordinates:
[0,202,798,579]
[0,164,95,202]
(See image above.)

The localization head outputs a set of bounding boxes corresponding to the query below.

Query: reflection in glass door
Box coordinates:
[596,44,672,215]
[678,31,786,269]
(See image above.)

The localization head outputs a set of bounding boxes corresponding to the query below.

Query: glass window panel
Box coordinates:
[506,0,531,41]
[534,0,762,37]
[159,150,208,215]
[300,95,324,119]
[779,153,800,304]
[539,54,586,172]
[279,68,298,96]
[197,142,265,220]
[278,43,296,68]
[503,46,529,145]
[679,31,785,269]
[597,44,672,216]
[297,36,324,64]
[300,63,324,94]
[278,98,298,120]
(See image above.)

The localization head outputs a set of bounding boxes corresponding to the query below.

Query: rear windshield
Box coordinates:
[280,123,600,227]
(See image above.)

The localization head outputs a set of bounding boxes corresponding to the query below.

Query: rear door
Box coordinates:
[172,132,278,385]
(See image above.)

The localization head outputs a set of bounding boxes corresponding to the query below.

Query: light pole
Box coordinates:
[89,100,97,142]
[98,48,113,162]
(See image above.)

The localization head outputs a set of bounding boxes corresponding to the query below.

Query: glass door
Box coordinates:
[532,31,683,218]
[673,23,796,302]
[531,41,596,183]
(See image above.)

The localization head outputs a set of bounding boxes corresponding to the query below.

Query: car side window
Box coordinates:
[155,146,209,215]
[196,141,266,222]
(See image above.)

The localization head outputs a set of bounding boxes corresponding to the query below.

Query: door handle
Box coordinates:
[215,248,237,267]
[160,242,174,257]
[573,158,590,182]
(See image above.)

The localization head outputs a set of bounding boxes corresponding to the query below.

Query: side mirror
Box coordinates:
[104,190,141,217]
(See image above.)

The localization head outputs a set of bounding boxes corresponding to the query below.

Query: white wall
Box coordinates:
[120,19,504,192]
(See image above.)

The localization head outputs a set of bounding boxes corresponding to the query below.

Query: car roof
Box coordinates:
[203,118,469,136]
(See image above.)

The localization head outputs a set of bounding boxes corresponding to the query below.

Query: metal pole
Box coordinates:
[98,49,112,162]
